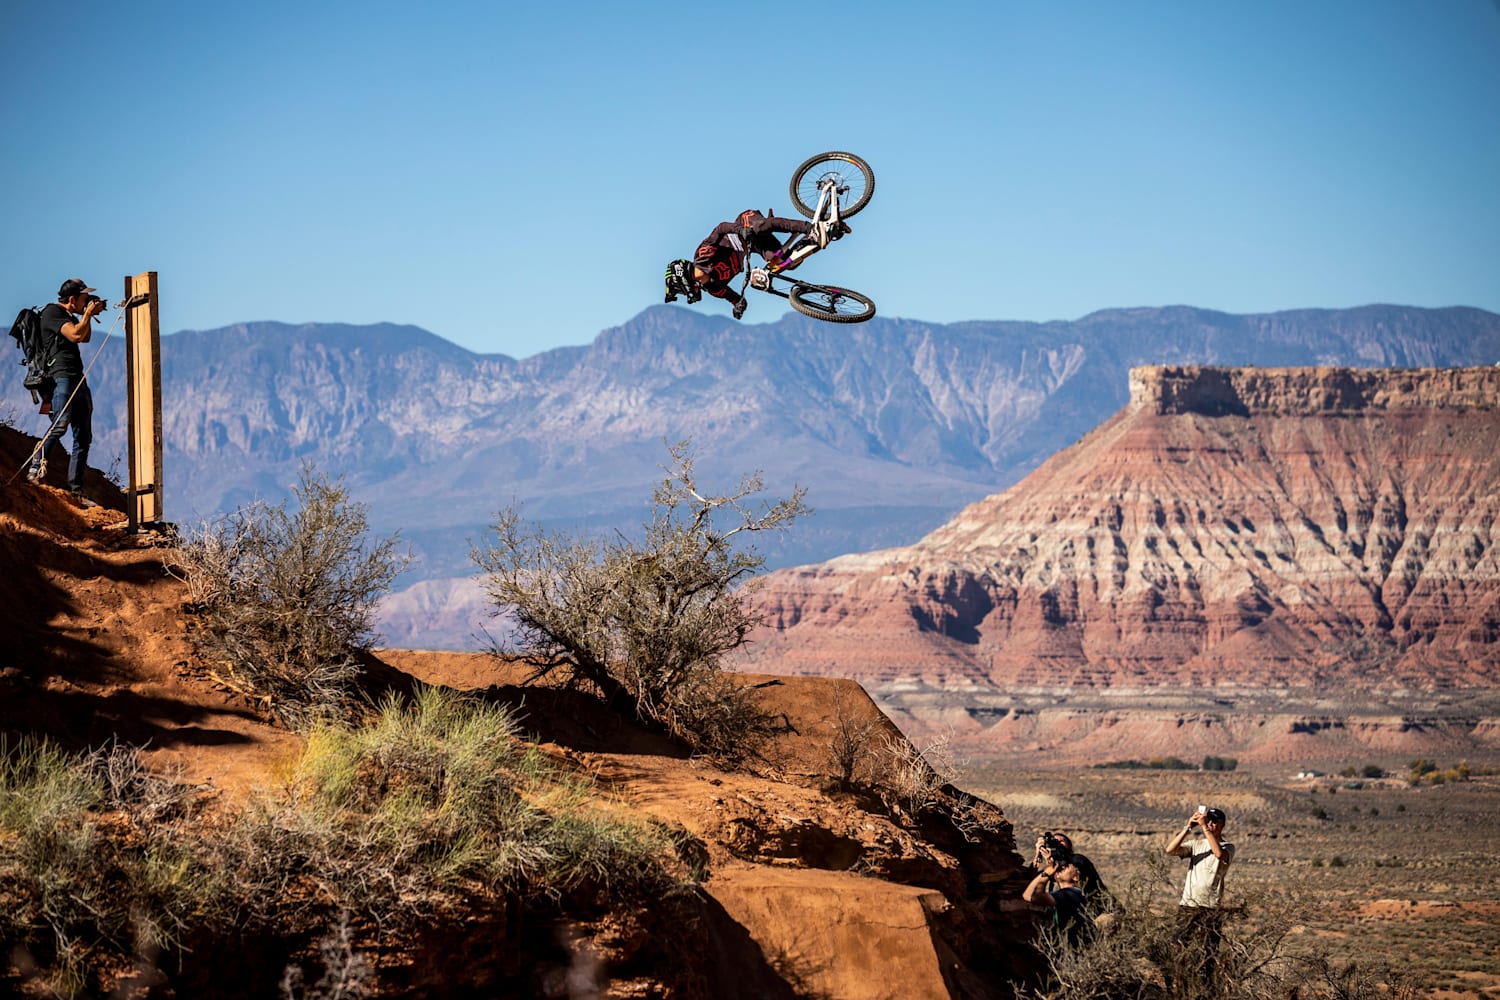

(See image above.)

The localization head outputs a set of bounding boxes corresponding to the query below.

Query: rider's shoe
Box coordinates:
[829,220,851,240]
[27,459,46,484]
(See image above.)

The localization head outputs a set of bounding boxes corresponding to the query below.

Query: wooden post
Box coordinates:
[123,271,163,531]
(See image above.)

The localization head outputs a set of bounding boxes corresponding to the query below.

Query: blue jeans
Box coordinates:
[32,374,92,492]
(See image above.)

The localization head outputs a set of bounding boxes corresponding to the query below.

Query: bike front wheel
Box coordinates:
[789,151,875,221]
[789,283,877,323]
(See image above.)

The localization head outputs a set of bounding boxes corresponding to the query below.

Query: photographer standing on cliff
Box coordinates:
[27,278,102,506]
[1165,806,1235,987]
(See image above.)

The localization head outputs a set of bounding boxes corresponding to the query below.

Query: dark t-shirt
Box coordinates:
[1051,886,1094,945]
[40,303,83,378]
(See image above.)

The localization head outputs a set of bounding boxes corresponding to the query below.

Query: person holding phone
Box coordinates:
[1164,805,1235,986]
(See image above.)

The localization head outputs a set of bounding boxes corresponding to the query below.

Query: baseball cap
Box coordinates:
[1203,807,1227,825]
[59,278,96,298]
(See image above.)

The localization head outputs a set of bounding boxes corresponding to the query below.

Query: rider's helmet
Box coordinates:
[664,259,701,304]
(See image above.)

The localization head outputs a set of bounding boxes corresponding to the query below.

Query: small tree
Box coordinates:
[472,440,808,756]
[176,464,407,727]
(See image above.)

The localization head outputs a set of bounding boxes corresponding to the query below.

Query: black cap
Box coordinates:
[59,278,96,299]
[1204,807,1227,826]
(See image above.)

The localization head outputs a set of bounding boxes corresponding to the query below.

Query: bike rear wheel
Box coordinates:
[789,283,876,323]
[789,151,875,221]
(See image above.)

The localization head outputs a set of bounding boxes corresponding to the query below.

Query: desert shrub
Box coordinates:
[1202,755,1239,772]
[174,464,408,729]
[0,738,213,998]
[826,684,884,789]
[472,440,807,758]
[219,685,680,928]
[1405,758,1470,786]
[873,731,962,818]
[1362,763,1385,778]
[1018,849,1424,999]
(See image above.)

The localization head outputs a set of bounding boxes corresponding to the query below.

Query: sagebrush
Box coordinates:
[473,439,808,758]
[174,463,407,727]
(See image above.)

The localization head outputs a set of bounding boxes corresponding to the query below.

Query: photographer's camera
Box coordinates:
[1041,831,1072,866]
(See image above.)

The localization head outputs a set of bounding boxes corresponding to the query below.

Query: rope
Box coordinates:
[6,303,126,487]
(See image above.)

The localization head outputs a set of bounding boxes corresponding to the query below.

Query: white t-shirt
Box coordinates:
[1178,833,1234,907]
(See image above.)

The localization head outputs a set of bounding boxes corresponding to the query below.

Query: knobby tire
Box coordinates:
[789,151,875,221]
[788,283,877,323]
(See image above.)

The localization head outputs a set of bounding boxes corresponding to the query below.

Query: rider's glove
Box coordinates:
[732,298,747,320]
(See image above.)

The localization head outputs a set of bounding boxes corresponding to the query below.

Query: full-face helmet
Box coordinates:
[664,259,701,304]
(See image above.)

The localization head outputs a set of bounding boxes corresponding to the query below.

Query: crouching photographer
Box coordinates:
[1023,835,1093,947]
[1032,831,1113,919]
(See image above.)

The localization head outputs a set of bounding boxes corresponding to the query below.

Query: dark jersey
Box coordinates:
[40,303,83,378]
[693,210,814,306]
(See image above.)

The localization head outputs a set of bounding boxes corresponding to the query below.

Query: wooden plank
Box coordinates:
[124,271,163,531]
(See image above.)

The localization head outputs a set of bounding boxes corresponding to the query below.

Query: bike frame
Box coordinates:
[738,174,846,301]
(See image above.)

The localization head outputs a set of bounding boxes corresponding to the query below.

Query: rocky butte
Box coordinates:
[736,366,1500,766]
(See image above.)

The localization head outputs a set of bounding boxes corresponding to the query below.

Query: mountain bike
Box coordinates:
[742,151,877,324]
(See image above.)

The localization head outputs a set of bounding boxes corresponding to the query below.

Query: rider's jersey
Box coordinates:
[694,210,815,305]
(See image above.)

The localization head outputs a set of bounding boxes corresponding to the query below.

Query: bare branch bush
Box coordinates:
[472,439,809,758]
[825,684,883,789]
[874,731,962,819]
[173,463,408,728]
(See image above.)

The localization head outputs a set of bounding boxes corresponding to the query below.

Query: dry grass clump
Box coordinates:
[2,690,687,996]
[0,738,215,998]
[221,684,683,929]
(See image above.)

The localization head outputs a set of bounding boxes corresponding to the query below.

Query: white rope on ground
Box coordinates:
[5,303,126,487]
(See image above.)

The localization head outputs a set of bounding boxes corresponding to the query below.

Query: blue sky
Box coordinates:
[3,1,1497,358]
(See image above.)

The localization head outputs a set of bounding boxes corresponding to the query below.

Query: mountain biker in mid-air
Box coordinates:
[664,209,847,320]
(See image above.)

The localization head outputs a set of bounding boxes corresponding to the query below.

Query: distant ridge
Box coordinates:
[737,364,1500,695]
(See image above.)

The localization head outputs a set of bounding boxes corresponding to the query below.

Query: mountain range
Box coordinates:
[33,302,1500,649]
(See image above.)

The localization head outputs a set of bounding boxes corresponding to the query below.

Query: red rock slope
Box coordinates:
[739,366,1500,694]
[0,425,1036,999]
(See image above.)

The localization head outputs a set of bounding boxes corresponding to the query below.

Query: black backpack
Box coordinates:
[7,306,53,406]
